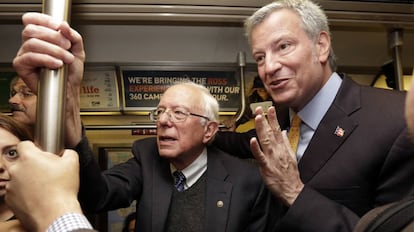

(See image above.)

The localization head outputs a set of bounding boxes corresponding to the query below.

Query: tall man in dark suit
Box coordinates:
[214,0,414,231]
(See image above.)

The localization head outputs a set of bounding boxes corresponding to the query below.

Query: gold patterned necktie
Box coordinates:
[288,114,302,154]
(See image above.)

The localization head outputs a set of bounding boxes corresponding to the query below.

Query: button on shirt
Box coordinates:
[170,148,207,190]
[294,73,342,161]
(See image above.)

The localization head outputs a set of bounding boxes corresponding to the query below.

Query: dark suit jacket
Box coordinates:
[76,137,273,232]
[214,76,414,231]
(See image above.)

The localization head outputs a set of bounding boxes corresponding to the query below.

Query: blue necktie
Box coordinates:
[173,171,186,192]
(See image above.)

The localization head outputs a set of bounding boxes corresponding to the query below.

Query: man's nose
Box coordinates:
[264,54,282,74]
[9,93,23,104]
[157,111,173,125]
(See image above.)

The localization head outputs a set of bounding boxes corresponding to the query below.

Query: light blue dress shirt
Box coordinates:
[294,72,343,161]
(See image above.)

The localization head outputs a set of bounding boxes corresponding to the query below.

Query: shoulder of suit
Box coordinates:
[208,146,259,170]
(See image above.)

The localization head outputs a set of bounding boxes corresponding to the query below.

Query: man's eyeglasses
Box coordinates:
[10,88,35,99]
[150,107,210,123]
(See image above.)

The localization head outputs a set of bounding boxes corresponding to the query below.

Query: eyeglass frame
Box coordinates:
[149,107,210,123]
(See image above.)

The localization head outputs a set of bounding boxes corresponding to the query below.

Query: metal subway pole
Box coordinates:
[389,29,404,91]
[36,0,72,154]
[234,51,246,123]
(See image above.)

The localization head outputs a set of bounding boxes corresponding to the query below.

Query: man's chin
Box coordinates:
[11,114,32,126]
[11,110,25,116]
[11,113,26,120]
[158,149,178,159]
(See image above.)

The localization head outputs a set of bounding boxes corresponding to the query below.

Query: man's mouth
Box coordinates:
[0,179,9,187]
[268,78,289,89]
[159,135,177,141]
[10,105,25,112]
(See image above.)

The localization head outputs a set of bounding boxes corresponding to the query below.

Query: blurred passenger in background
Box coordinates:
[8,76,37,135]
[247,75,272,104]
[236,75,273,132]
[222,75,273,132]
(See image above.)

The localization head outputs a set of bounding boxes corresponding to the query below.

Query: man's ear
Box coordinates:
[203,121,219,144]
[317,31,331,63]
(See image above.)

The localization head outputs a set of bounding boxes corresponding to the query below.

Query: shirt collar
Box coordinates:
[170,148,208,188]
[296,72,342,130]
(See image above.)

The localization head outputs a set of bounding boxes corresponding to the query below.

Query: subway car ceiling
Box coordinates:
[0,0,413,78]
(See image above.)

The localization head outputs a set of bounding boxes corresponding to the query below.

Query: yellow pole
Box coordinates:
[36,0,72,154]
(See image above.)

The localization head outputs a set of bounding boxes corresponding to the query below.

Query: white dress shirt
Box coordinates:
[170,148,208,190]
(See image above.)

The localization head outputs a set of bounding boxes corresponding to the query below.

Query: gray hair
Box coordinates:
[176,81,219,124]
[244,0,337,71]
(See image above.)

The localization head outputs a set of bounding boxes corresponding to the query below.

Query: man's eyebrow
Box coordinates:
[18,86,31,91]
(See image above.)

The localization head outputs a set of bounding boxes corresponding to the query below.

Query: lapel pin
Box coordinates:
[334,126,345,137]
[217,200,224,208]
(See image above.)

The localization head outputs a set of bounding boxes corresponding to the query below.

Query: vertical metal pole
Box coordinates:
[36,0,72,154]
[234,51,246,122]
[389,29,404,91]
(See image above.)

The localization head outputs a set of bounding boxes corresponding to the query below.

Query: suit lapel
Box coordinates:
[152,152,174,232]
[205,147,232,232]
[298,77,360,183]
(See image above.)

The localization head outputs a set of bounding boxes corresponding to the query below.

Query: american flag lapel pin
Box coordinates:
[334,126,345,137]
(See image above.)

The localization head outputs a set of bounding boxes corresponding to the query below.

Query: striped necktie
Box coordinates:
[173,171,186,192]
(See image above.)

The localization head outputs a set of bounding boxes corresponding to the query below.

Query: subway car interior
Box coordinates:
[0,0,414,231]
